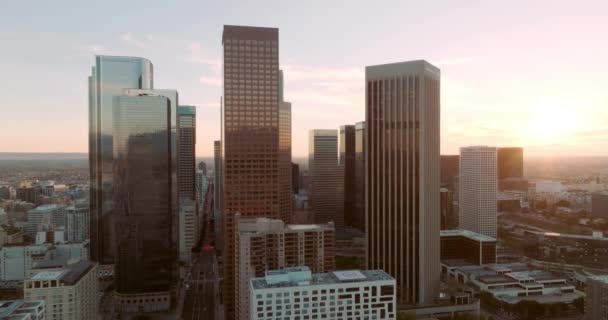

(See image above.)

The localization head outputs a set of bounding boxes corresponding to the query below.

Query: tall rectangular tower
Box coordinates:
[365,60,441,305]
[279,98,293,222]
[459,146,498,238]
[88,55,153,265]
[112,91,176,308]
[177,106,196,201]
[221,25,283,319]
[340,125,356,227]
[354,121,366,232]
[309,129,344,226]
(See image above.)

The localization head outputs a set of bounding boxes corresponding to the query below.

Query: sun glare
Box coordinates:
[521,100,582,145]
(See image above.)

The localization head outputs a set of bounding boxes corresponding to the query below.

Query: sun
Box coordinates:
[521,101,581,146]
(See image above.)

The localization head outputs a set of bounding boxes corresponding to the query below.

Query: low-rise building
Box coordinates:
[440,229,497,265]
[24,260,98,320]
[0,225,24,246]
[0,300,45,320]
[249,267,396,320]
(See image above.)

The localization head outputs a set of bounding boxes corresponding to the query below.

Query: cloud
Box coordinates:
[186,42,221,68]
[120,32,152,49]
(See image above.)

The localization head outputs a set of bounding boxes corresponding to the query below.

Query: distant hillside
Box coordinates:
[0,152,87,160]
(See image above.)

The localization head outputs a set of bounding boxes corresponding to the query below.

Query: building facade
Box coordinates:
[459,146,498,238]
[179,198,197,262]
[309,129,344,226]
[0,300,45,320]
[112,92,176,305]
[88,55,154,265]
[340,125,356,227]
[177,105,197,201]
[440,229,497,265]
[65,204,89,243]
[221,25,288,319]
[354,121,365,232]
[235,217,335,320]
[365,60,441,305]
[591,192,608,218]
[441,155,460,191]
[497,147,524,180]
[586,275,608,320]
[279,99,293,223]
[25,205,66,238]
[24,261,98,320]
[249,267,396,320]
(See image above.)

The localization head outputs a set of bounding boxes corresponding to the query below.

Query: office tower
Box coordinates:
[440,229,497,265]
[0,300,45,319]
[340,125,356,227]
[497,147,523,179]
[88,56,153,266]
[177,106,196,201]
[586,276,608,320]
[112,91,176,310]
[24,260,98,320]
[198,161,207,174]
[16,186,41,204]
[365,60,441,305]
[441,155,459,191]
[459,146,498,238]
[196,170,207,205]
[213,140,221,214]
[179,198,197,262]
[354,121,365,232]
[249,267,396,320]
[279,85,293,222]
[25,205,66,238]
[592,192,608,218]
[221,25,287,319]
[235,216,335,319]
[291,162,299,194]
[65,204,89,242]
[440,188,456,230]
[309,129,344,226]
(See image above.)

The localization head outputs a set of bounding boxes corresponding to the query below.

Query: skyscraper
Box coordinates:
[440,155,460,191]
[354,121,365,232]
[278,70,293,222]
[112,91,176,310]
[340,125,356,227]
[177,106,196,201]
[497,147,523,179]
[221,25,285,319]
[213,140,221,214]
[89,56,153,265]
[309,129,344,226]
[459,146,498,238]
[365,60,441,305]
[291,162,299,194]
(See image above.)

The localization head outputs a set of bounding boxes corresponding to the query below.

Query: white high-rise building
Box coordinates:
[249,267,396,320]
[25,205,66,237]
[179,198,198,262]
[65,204,89,242]
[24,260,98,320]
[459,146,498,238]
[365,60,441,305]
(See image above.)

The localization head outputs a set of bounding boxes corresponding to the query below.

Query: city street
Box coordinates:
[182,250,218,320]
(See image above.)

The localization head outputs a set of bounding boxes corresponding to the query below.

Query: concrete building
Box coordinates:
[279,71,293,223]
[24,260,98,320]
[440,229,497,265]
[441,155,460,191]
[0,300,45,320]
[177,105,197,202]
[16,186,41,205]
[365,60,441,305]
[533,180,564,194]
[459,146,498,238]
[591,191,608,218]
[440,188,456,230]
[354,121,365,232]
[445,263,581,305]
[221,25,290,319]
[340,125,356,227]
[65,204,89,242]
[25,205,66,238]
[235,216,335,320]
[309,129,344,226]
[291,162,299,194]
[0,225,24,246]
[586,275,608,320]
[0,245,48,282]
[179,198,198,262]
[250,267,396,320]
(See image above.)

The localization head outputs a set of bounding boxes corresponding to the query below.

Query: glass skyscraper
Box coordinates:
[112,92,176,296]
[88,56,153,265]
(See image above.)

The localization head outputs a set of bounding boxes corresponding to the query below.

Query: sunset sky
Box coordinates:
[1,0,607,157]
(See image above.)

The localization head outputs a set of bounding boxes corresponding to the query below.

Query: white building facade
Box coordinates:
[179,198,198,262]
[459,146,498,238]
[250,267,396,320]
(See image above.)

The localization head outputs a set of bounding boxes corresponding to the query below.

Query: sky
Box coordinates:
[1,0,607,157]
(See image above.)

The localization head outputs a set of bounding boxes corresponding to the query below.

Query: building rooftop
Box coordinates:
[589,275,608,283]
[251,267,394,290]
[440,229,496,242]
[28,260,94,286]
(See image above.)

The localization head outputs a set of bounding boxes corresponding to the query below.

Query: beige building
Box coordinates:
[365,60,441,305]
[24,260,98,320]
[235,216,335,320]
[179,198,198,262]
